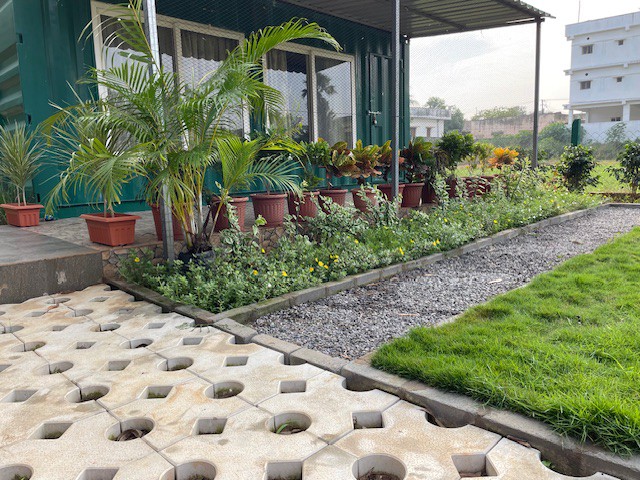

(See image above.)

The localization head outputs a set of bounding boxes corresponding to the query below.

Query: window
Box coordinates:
[92,2,245,135]
[611,117,621,122]
[581,45,593,54]
[315,56,354,145]
[616,77,623,83]
[265,49,311,142]
[618,40,625,46]
[426,127,433,137]
[580,81,591,90]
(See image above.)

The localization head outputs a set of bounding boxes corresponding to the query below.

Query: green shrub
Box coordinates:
[557,145,599,192]
[608,142,640,196]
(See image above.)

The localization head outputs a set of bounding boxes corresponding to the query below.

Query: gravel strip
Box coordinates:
[253,207,640,360]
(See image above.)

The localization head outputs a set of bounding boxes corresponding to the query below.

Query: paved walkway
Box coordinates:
[0,285,617,479]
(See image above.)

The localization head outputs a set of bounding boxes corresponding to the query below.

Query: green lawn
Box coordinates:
[372,228,640,454]
[586,161,630,194]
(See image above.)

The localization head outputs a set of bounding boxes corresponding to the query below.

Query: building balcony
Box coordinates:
[410,107,451,120]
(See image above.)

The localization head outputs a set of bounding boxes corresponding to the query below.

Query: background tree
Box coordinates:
[472,106,527,121]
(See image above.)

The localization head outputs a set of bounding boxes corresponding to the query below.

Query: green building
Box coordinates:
[0,0,549,217]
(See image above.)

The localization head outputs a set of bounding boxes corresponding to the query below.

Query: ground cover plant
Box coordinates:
[121,169,601,314]
[372,228,640,454]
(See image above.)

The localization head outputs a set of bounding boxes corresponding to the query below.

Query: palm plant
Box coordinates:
[60,0,340,249]
[0,124,42,206]
[207,136,300,237]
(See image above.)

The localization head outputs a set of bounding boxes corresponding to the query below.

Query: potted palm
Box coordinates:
[0,124,44,227]
[75,4,340,253]
[45,101,145,246]
[209,136,300,233]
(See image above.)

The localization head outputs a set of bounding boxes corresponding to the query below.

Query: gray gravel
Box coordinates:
[252,207,640,360]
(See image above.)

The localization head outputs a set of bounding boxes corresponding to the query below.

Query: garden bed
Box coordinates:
[371,223,640,454]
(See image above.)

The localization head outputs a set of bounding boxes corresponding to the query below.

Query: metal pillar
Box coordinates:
[532,18,543,168]
[143,0,174,262]
[391,0,401,198]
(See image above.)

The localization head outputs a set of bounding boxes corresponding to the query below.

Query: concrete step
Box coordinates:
[0,226,102,304]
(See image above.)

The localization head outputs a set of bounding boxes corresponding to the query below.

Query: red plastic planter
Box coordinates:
[80,213,141,247]
[0,203,43,227]
[401,182,425,208]
[251,193,287,227]
[351,188,377,212]
[212,197,249,232]
[287,191,318,219]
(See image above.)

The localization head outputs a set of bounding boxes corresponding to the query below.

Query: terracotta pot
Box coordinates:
[287,191,318,219]
[251,192,287,226]
[351,187,377,212]
[0,203,43,227]
[212,196,249,232]
[401,182,425,208]
[150,204,184,241]
[80,213,141,247]
[377,183,405,201]
[422,182,437,204]
[318,189,348,212]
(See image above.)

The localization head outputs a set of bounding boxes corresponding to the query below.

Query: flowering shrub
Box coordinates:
[489,147,519,169]
[121,175,602,314]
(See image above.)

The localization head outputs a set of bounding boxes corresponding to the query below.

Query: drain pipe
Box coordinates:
[143,0,174,262]
[532,18,543,169]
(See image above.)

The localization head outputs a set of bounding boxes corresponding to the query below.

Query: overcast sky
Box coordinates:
[410,0,640,117]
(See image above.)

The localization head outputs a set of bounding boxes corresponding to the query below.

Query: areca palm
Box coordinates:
[53,0,341,249]
[0,124,42,206]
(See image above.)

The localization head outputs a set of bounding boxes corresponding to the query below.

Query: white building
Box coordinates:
[565,12,640,141]
[410,107,451,139]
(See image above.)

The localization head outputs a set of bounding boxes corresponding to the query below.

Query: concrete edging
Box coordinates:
[104,203,639,480]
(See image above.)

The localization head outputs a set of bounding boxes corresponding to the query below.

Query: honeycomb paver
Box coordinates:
[0,284,622,479]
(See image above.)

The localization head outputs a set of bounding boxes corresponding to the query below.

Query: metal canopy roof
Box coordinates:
[279,0,552,37]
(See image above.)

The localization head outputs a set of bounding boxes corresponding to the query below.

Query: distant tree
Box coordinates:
[445,106,465,133]
[425,96,447,109]
[472,106,527,121]
[539,122,571,158]
[410,95,420,107]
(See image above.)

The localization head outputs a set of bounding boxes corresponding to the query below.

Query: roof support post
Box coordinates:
[391,0,401,199]
[532,17,542,169]
[143,0,174,262]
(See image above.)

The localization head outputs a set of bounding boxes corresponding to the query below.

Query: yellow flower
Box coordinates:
[410,239,414,244]
[309,267,314,273]
[318,261,325,267]
[324,264,329,269]
[261,248,266,254]
[354,239,359,244]
[282,271,288,277]
[436,239,441,244]
[134,257,140,263]
[398,247,404,256]
[493,220,498,224]
[252,270,258,275]
[444,218,448,223]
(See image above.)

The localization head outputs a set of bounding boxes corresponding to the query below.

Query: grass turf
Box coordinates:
[372,227,640,454]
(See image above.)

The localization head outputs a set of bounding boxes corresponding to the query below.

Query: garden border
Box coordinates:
[104,203,640,480]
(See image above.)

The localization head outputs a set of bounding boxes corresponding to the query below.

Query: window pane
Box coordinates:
[266,50,310,142]
[100,16,175,72]
[180,30,238,86]
[179,30,242,135]
[315,56,353,145]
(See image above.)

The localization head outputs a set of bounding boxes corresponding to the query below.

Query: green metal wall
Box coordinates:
[0,0,24,126]
[11,0,410,217]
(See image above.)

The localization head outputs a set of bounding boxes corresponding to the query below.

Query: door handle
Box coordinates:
[368,110,382,125]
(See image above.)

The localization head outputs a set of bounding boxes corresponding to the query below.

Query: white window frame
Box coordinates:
[264,42,357,146]
[90,1,249,134]
[580,80,591,90]
[581,44,593,55]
